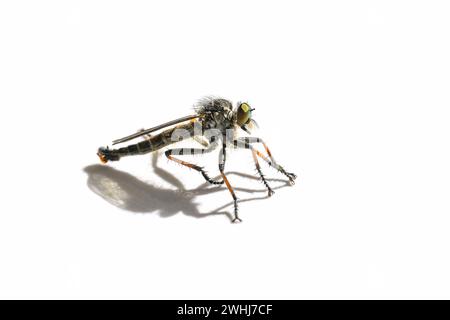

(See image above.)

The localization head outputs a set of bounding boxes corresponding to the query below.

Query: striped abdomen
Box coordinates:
[97,121,196,163]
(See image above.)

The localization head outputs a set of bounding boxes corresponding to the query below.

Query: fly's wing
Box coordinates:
[112,114,199,145]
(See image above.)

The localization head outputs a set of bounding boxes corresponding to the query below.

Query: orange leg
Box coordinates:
[218,143,241,223]
[220,171,241,223]
[251,148,275,196]
[236,137,297,184]
[165,148,224,185]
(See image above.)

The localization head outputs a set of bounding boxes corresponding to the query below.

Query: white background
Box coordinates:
[0,1,449,299]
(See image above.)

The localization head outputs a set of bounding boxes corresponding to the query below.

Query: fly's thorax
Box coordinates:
[195,97,235,131]
[202,108,234,130]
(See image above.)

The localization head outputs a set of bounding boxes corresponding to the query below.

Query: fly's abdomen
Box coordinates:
[97,122,195,163]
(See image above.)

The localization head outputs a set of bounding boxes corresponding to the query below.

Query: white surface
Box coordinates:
[1,1,450,299]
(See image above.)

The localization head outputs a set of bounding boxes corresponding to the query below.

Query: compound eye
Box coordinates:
[237,102,251,126]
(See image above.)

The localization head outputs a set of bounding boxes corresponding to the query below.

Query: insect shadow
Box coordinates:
[83,153,290,222]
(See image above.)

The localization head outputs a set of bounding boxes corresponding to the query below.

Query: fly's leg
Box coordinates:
[219,142,241,223]
[165,144,224,185]
[232,140,274,196]
[237,137,297,184]
[253,148,297,185]
[193,136,209,147]
[251,147,275,197]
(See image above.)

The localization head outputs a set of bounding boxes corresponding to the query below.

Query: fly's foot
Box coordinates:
[286,172,297,185]
[279,165,297,185]
[232,200,241,223]
[268,188,275,197]
[232,216,242,223]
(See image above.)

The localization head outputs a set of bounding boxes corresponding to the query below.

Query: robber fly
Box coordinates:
[97,97,296,222]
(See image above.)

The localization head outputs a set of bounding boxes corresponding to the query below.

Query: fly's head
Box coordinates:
[235,102,257,134]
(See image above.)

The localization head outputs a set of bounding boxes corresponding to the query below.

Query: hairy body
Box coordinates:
[97,97,296,222]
